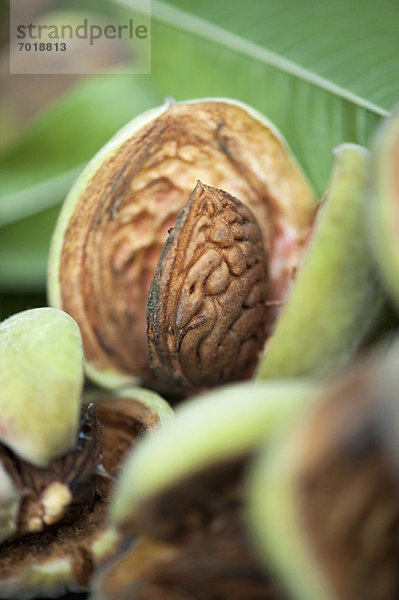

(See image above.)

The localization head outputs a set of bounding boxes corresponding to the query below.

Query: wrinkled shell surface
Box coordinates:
[147,182,269,393]
[48,99,314,388]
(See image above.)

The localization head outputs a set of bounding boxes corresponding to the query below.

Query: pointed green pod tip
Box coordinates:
[0,307,84,467]
[257,143,383,380]
[367,104,399,310]
[246,408,333,600]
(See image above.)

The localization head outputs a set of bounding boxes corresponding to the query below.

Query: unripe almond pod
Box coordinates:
[257,143,384,380]
[110,380,317,534]
[91,381,319,600]
[247,344,399,600]
[0,307,172,600]
[367,104,399,310]
[0,307,84,468]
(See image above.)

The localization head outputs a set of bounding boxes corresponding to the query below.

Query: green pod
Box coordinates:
[0,307,84,468]
[367,105,399,310]
[90,381,319,600]
[110,380,317,533]
[257,144,383,380]
[248,344,399,600]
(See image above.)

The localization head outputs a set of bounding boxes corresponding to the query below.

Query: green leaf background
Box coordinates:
[1,0,397,315]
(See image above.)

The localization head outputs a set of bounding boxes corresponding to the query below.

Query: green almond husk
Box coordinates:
[246,406,334,600]
[256,143,383,380]
[110,379,319,534]
[83,385,174,430]
[367,104,399,310]
[0,308,84,467]
[248,342,399,600]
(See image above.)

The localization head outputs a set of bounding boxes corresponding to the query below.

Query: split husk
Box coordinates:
[248,342,399,600]
[48,98,315,392]
[0,310,172,599]
[92,380,319,599]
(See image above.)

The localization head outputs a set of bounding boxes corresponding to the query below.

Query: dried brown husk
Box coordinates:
[0,404,100,541]
[0,393,167,598]
[50,99,314,389]
[249,354,399,600]
[295,362,399,600]
[93,454,283,600]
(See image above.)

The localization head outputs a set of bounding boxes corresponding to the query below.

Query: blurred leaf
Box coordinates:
[0,205,60,291]
[0,74,162,226]
[0,73,162,302]
[140,0,393,195]
[150,0,397,111]
[2,0,397,297]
